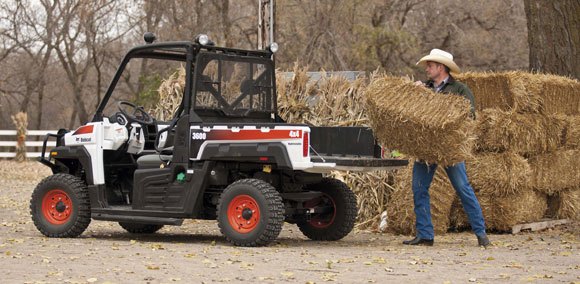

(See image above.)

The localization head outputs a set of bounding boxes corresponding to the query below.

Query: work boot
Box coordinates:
[402,237,434,246]
[477,234,491,247]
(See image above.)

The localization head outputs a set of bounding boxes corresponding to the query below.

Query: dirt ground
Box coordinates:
[0,161,578,284]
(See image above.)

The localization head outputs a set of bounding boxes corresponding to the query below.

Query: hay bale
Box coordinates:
[529,150,580,194]
[386,163,455,235]
[551,188,580,220]
[561,115,580,150]
[449,197,470,230]
[11,112,28,162]
[451,190,547,232]
[449,193,494,231]
[486,190,548,232]
[475,109,567,156]
[365,76,475,166]
[456,72,523,112]
[456,71,580,115]
[466,152,531,196]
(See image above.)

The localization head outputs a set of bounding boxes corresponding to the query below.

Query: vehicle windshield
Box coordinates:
[194,53,275,117]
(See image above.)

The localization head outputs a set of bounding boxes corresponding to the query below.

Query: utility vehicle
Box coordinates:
[31,33,408,246]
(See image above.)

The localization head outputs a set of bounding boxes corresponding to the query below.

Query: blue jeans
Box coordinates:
[412,161,486,239]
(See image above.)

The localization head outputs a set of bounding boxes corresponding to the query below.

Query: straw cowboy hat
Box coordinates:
[416,49,461,73]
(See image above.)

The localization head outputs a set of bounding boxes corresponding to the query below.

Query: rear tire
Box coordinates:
[217,179,284,247]
[297,178,357,241]
[30,173,91,237]
[119,223,164,234]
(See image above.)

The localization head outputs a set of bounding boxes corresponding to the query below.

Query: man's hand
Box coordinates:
[414,81,425,87]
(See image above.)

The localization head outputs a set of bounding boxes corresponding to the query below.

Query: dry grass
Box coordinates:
[466,151,531,196]
[475,109,567,156]
[149,67,186,121]
[456,71,580,115]
[331,171,395,231]
[365,76,475,166]
[276,64,368,126]
[529,150,580,194]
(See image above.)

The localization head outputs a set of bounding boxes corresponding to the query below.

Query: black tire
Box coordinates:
[297,178,357,241]
[217,179,284,247]
[30,173,91,237]
[118,223,164,234]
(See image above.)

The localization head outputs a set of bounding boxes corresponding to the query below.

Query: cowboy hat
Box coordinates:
[416,49,461,73]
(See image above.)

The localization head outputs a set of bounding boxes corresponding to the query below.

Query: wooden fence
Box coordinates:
[0,130,57,158]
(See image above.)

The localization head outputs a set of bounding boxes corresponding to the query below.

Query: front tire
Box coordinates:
[30,173,91,237]
[297,178,357,241]
[119,223,164,234]
[217,179,284,247]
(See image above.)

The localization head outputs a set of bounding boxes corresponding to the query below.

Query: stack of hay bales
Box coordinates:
[449,71,580,232]
[367,71,579,234]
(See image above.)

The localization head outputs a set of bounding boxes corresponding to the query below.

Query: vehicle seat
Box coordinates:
[136,147,173,168]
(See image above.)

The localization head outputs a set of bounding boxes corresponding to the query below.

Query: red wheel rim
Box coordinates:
[41,189,73,225]
[305,193,336,228]
[227,195,261,234]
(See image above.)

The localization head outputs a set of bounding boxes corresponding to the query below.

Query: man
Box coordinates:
[403,49,491,247]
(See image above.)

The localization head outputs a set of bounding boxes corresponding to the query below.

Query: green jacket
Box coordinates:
[425,75,476,117]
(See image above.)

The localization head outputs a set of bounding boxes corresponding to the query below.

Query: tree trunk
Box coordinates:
[524,0,580,79]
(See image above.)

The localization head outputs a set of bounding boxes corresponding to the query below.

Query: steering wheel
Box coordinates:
[117,101,154,125]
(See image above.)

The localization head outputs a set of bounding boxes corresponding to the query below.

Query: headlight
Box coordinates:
[196,34,210,45]
[268,42,279,53]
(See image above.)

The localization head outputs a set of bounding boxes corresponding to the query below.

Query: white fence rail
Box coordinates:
[0,130,58,158]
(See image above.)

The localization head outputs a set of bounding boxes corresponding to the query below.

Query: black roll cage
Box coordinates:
[92,41,275,123]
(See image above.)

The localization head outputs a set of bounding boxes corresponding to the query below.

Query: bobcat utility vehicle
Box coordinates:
[31,33,408,246]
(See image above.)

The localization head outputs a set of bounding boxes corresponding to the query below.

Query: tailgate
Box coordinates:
[306,156,408,173]
[307,126,408,173]
[309,126,381,157]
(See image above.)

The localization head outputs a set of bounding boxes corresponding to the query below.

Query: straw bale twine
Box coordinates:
[11,112,28,162]
[386,163,455,235]
[456,71,580,115]
[529,150,580,194]
[561,115,580,150]
[466,152,531,196]
[475,109,567,156]
[365,76,476,166]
